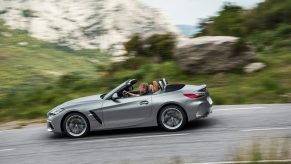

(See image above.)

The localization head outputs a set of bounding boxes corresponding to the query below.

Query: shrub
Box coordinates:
[261,78,280,91]
[144,33,176,61]
[22,10,36,17]
[0,10,7,15]
[124,33,176,62]
[124,34,143,56]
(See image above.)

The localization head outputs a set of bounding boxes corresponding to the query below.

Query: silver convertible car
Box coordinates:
[47,79,213,137]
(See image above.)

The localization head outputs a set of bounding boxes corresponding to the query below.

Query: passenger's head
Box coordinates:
[139,83,149,94]
[152,81,160,92]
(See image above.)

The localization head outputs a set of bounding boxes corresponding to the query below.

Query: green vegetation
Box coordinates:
[196,0,291,52]
[0,0,291,122]
[197,3,245,37]
[125,33,176,61]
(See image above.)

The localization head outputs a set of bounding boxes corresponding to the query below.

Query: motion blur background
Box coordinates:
[0,0,290,123]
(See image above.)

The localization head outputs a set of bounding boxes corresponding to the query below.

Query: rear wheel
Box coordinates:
[63,113,89,138]
[158,105,187,131]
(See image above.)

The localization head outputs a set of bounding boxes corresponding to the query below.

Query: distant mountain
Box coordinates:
[176,25,200,37]
[0,0,182,60]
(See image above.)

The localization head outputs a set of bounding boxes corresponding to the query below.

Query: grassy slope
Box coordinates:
[0,21,108,94]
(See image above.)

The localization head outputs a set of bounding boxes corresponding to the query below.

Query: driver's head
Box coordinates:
[139,83,149,95]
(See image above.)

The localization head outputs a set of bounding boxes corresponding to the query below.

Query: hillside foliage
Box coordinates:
[196,0,291,52]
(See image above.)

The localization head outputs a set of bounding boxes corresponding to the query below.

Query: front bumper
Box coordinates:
[47,121,54,132]
[47,114,63,133]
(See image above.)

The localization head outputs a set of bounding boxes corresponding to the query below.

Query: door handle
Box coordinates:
[139,101,149,105]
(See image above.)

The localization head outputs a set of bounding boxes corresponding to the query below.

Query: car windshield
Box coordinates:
[103,81,127,99]
[100,93,106,99]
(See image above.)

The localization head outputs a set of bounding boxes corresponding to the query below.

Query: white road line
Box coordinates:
[240,127,291,132]
[0,129,13,133]
[185,159,291,164]
[68,133,190,144]
[0,148,14,152]
[215,106,265,111]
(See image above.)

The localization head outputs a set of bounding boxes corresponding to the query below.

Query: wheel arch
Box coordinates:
[156,103,188,126]
[60,111,90,133]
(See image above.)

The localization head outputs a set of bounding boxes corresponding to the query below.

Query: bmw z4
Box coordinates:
[47,79,213,137]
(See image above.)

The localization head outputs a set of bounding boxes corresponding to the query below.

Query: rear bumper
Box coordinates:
[185,96,213,121]
[195,101,212,118]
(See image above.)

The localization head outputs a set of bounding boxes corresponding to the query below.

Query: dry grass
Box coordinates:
[233,138,291,163]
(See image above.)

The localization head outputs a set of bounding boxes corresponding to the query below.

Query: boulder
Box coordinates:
[244,62,266,73]
[174,36,256,74]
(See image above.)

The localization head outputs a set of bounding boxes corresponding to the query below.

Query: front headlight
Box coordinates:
[48,108,65,118]
[52,108,65,115]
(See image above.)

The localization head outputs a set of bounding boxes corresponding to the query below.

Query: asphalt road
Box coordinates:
[0,104,291,164]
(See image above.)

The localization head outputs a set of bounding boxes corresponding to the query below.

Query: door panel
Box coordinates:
[102,95,152,128]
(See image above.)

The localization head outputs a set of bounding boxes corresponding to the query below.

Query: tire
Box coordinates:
[62,113,90,138]
[158,105,187,131]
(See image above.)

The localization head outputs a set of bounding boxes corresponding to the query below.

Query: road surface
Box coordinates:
[0,104,291,164]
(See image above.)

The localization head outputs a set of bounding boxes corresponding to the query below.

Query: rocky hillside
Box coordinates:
[0,0,181,60]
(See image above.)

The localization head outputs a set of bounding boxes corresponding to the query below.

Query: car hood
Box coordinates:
[54,94,103,109]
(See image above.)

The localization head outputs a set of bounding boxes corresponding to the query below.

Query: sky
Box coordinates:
[139,0,264,26]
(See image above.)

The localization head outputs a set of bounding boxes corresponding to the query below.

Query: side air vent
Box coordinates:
[89,111,103,124]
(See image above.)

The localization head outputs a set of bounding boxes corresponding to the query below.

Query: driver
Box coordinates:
[123,83,149,97]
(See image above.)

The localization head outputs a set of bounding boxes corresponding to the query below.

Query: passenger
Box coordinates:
[123,83,149,97]
[151,81,160,93]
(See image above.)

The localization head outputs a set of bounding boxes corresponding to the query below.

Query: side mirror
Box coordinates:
[111,93,119,100]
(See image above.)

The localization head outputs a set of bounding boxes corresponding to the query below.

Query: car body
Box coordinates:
[47,79,213,137]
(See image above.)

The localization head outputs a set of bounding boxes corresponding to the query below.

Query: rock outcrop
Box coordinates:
[0,0,181,61]
[174,36,257,74]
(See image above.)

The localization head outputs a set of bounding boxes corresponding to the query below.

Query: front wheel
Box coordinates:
[158,105,187,131]
[63,113,89,138]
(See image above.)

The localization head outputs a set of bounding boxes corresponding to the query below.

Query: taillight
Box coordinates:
[183,93,204,99]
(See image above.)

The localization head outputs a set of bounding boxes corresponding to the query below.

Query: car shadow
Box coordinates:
[88,118,218,138]
[48,117,218,140]
[185,117,219,131]
[50,118,218,140]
